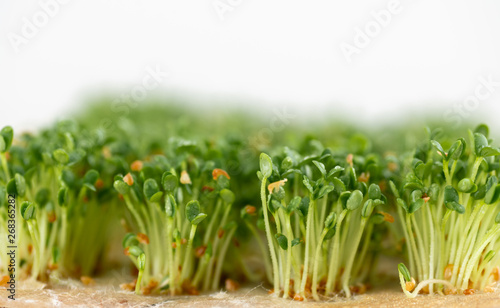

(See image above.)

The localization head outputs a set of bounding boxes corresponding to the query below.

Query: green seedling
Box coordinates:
[393,124,500,296]
[258,145,389,300]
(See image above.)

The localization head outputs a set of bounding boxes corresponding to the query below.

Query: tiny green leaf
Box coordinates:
[122,233,139,248]
[480,146,500,157]
[138,253,146,271]
[291,237,303,247]
[457,178,477,194]
[128,245,144,257]
[186,200,201,223]
[220,188,235,204]
[431,140,446,158]
[474,124,489,138]
[297,196,310,217]
[409,190,424,213]
[35,188,51,207]
[21,201,36,220]
[312,160,326,177]
[259,153,273,178]
[398,263,411,282]
[14,173,26,198]
[362,199,375,217]
[53,148,69,165]
[0,126,13,152]
[371,213,385,224]
[185,200,201,222]
[60,169,76,188]
[165,194,176,217]
[316,185,334,200]
[346,190,363,210]
[331,177,346,194]
[281,157,293,170]
[445,201,465,214]
[474,133,489,157]
[389,180,400,198]
[162,172,178,193]
[397,198,408,213]
[275,233,288,250]
[270,199,281,213]
[448,139,464,160]
[6,178,17,196]
[324,227,336,240]
[191,213,207,225]
[327,166,345,179]
[114,179,130,195]
[143,179,160,202]
[324,212,337,229]
[368,184,382,200]
[58,187,68,206]
[83,169,99,191]
[302,176,314,195]
[485,184,500,204]
[444,185,459,203]
[288,196,301,212]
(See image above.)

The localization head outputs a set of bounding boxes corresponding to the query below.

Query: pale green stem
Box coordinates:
[166,217,175,295]
[246,221,273,283]
[299,198,316,296]
[283,214,293,299]
[411,213,428,281]
[456,203,487,287]
[342,217,367,298]
[181,224,197,281]
[437,209,451,283]
[406,214,423,281]
[352,222,374,279]
[399,272,455,298]
[460,225,500,290]
[0,153,10,181]
[203,199,222,244]
[426,204,435,294]
[443,159,451,185]
[397,204,415,277]
[26,220,41,280]
[260,178,280,295]
[135,268,144,294]
[325,209,347,295]
[212,227,236,290]
[312,228,328,300]
[450,203,482,286]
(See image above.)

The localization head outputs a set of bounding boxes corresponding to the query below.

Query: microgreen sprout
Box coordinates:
[391,124,500,296]
[3,103,500,302]
[0,123,118,281]
[258,144,389,300]
[114,153,239,295]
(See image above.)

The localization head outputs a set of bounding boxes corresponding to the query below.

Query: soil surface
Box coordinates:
[1,276,499,308]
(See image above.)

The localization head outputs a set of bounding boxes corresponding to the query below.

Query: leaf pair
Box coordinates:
[7,173,26,197]
[0,126,13,153]
[444,186,465,213]
[185,200,207,225]
[431,138,465,161]
[323,212,337,240]
[474,133,500,157]
[275,233,302,250]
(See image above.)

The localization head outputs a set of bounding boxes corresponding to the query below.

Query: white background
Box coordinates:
[1,0,500,131]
